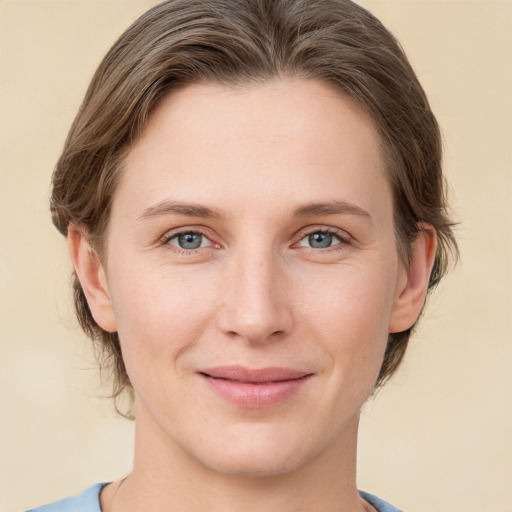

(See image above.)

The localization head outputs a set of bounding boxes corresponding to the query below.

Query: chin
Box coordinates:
[186,423,319,479]
[202,448,306,479]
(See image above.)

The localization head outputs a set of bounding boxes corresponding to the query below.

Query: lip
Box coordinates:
[198,366,313,408]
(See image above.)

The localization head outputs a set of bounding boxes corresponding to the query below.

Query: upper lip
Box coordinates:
[199,366,311,383]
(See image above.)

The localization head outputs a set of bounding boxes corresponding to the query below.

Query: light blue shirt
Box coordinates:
[26,483,404,512]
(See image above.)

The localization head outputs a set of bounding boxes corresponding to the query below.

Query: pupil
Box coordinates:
[178,233,202,249]
[309,232,332,249]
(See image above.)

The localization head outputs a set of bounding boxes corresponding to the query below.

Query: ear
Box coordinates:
[388,225,437,334]
[67,225,117,333]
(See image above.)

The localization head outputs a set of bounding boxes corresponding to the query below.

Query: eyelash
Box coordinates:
[160,228,219,255]
[159,226,352,255]
[294,227,351,252]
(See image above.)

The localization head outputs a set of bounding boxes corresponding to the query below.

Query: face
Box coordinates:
[79,79,424,478]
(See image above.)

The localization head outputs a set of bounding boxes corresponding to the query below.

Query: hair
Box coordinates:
[51,0,458,404]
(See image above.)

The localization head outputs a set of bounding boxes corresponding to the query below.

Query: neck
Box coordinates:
[106,402,369,512]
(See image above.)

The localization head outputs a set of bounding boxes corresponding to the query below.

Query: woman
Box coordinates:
[28,0,457,511]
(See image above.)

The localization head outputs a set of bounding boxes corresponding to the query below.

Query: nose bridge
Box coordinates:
[218,243,292,343]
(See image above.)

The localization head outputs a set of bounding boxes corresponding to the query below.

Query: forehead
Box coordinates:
[134,78,382,164]
[117,79,390,225]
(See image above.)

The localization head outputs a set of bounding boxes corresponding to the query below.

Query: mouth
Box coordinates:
[198,366,313,408]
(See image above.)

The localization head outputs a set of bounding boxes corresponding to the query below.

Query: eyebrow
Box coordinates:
[293,200,372,220]
[138,200,224,221]
[138,199,371,222]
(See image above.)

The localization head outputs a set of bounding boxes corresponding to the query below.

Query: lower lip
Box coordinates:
[200,374,311,408]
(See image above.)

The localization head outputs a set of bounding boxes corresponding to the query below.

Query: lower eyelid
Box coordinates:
[162,229,222,252]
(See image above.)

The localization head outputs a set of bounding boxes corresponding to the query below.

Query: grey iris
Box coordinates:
[309,232,332,248]
[178,232,203,249]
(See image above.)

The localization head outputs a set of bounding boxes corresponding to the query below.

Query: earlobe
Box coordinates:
[388,226,437,334]
[67,225,117,333]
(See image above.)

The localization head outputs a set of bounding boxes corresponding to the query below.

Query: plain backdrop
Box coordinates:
[1,1,511,511]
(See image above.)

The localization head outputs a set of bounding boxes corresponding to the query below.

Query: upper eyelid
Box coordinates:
[160,226,215,242]
[295,231,347,248]
[294,225,352,242]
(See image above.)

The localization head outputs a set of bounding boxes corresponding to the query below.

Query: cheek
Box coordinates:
[108,262,220,376]
[298,263,396,376]
[302,261,396,328]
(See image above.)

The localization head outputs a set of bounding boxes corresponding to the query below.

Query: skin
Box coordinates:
[69,79,436,512]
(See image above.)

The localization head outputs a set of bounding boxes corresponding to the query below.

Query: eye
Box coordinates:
[168,231,211,250]
[296,229,347,249]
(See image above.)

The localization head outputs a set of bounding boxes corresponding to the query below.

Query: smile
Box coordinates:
[198,366,313,409]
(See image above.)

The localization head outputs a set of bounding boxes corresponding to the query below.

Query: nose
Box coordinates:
[215,248,293,344]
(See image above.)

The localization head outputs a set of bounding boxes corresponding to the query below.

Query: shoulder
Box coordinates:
[359,490,405,512]
[25,483,107,512]
[25,484,401,512]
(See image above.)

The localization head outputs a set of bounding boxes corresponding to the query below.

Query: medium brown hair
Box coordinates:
[51,0,458,402]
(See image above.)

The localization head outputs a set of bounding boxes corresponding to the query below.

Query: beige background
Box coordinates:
[1,1,510,511]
